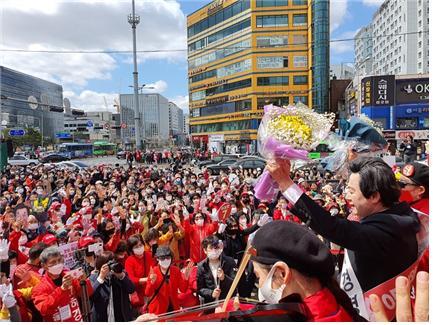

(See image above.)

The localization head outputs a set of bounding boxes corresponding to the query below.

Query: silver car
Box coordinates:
[8,155,39,166]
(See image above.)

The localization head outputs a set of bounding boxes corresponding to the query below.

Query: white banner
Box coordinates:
[58,241,79,269]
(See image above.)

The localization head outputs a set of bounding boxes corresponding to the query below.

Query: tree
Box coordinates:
[2,127,42,149]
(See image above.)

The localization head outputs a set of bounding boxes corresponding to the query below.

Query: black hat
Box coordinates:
[402,162,429,188]
[250,221,334,279]
[155,246,172,259]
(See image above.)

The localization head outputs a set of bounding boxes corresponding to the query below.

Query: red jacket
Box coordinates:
[125,253,154,305]
[273,209,301,224]
[303,287,352,321]
[184,221,218,263]
[144,265,188,315]
[178,266,199,308]
[411,198,429,273]
[32,272,93,322]
[9,230,29,265]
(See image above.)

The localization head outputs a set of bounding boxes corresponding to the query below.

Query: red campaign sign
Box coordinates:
[217,203,232,222]
[121,122,127,129]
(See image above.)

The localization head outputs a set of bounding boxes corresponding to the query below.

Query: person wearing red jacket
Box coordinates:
[125,235,154,309]
[32,246,93,322]
[144,246,189,315]
[183,212,218,263]
[178,260,199,309]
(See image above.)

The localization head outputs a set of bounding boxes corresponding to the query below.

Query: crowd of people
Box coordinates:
[0,147,428,322]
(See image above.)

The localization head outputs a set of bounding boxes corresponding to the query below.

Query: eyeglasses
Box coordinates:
[157,255,171,261]
[397,181,417,188]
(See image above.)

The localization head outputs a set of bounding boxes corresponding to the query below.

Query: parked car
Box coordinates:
[117,151,126,159]
[55,161,89,170]
[197,154,240,168]
[39,153,70,163]
[8,155,39,166]
[229,158,266,171]
[206,159,239,175]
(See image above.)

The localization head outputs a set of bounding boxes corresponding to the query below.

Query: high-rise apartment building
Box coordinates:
[355,0,429,76]
[187,0,329,153]
[168,102,184,136]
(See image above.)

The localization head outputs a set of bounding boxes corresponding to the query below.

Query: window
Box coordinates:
[205,78,251,96]
[191,90,206,101]
[256,0,288,7]
[192,109,200,117]
[256,15,288,28]
[217,58,252,78]
[396,118,417,129]
[189,69,217,83]
[293,14,307,26]
[293,0,307,5]
[257,76,289,86]
[191,120,252,133]
[293,75,308,84]
[294,96,307,104]
[293,34,307,45]
[293,56,307,67]
[257,56,288,69]
[256,35,288,47]
[257,97,289,109]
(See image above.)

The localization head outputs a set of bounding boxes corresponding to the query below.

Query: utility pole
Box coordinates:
[128,0,141,150]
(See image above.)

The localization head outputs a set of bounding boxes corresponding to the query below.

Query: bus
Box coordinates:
[93,141,117,156]
[58,143,93,159]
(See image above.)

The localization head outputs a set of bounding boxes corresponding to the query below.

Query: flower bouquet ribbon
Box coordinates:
[254,103,334,201]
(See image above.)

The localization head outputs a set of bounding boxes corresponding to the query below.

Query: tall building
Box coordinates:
[0,66,64,141]
[120,93,170,147]
[330,64,355,80]
[354,25,373,75]
[355,0,429,76]
[168,102,184,136]
[187,0,328,153]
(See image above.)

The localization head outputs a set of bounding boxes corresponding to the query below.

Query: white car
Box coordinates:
[55,161,89,170]
[8,155,39,166]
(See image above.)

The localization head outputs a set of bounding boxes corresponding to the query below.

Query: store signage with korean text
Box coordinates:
[206,95,228,105]
[395,78,429,104]
[396,130,429,140]
[361,75,395,107]
[209,134,224,142]
[382,130,396,140]
[188,67,208,76]
[405,107,428,114]
[207,0,224,15]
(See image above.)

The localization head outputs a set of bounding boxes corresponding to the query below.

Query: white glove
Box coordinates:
[218,223,227,234]
[0,239,10,260]
[258,214,272,227]
[210,208,219,222]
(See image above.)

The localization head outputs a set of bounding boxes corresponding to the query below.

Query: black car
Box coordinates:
[229,158,266,171]
[206,159,239,175]
[39,153,70,163]
[197,154,240,168]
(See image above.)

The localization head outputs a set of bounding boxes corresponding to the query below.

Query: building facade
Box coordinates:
[0,66,64,142]
[355,0,429,76]
[330,64,355,80]
[187,0,327,153]
[120,93,170,147]
[168,102,184,136]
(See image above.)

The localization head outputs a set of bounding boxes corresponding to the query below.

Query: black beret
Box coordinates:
[251,221,334,279]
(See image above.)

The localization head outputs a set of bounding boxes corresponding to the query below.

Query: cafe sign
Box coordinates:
[396,78,429,104]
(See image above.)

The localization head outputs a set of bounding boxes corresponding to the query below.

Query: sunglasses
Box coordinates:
[157,255,171,261]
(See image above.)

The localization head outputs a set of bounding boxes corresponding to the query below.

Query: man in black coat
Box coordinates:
[196,235,237,304]
[267,157,420,318]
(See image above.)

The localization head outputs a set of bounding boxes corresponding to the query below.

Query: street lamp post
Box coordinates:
[128,0,141,150]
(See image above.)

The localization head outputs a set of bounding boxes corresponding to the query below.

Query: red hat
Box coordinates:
[241,192,249,197]
[78,236,96,249]
[50,202,62,211]
[258,203,268,209]
[42,233,57,246]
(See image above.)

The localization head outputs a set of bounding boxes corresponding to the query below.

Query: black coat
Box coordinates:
[89,272,135,322]
[197,254,237,304]
[291,194,419,291]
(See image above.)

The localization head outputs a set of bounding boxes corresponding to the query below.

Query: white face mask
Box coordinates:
[90,199,96,205]
[9,263,17,277]
[195,219,204,227]
[48,263,64,276]
[82,201,90,207]
[19,235,28,246]
[37,189,43,195]
[258,265,286,304]
[231,208,237,214]
[159,258,171,269]
[84,214,92,220]
[133,246,144,256]
[207,249,222,261]
[28,223,39,230]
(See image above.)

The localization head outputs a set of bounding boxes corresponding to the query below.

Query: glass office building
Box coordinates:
[0,66,64,140]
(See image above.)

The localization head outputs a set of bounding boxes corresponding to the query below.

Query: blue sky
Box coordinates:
[1,0,385,112]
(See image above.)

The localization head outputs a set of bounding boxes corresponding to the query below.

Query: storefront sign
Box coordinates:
[382,130,396,140]
[188,67,208,76]
[209,134,225,142]
[192,135,209,142]
[405,107,428,114]
[361,75,395,107]
[396,130,429,140]
[207,0,224,15]
[229,94,248,101]
[206,95,228,105]
[396,78,429,104]
[206,79,227,87]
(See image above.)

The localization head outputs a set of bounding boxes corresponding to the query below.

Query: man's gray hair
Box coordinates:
[40,246,61,264]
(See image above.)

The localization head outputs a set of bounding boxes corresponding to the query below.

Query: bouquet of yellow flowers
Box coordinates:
[255,103,334,200]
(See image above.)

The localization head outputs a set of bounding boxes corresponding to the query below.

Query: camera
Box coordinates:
[107,259,123,274]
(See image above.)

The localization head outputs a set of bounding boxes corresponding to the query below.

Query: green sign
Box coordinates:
[308,152,321,159]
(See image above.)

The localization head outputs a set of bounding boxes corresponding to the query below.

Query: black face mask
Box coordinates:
[105,228,115,237]
[226,228,239,236]
[242,198,249,204]
[163,218,171,224]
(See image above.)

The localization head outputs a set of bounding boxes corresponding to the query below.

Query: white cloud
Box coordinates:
[362,0,385,7]
[330,0,348,33]
[331,30,359,55]
[0,0,187,87]
[169,95,189,111]
[63,90,119,112]
[141,80,168,94]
